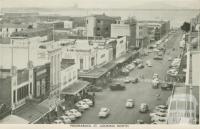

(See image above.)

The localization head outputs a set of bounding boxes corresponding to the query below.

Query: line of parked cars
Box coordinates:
[52,99,93,124]
[167,58,181,76]
[150,105,168,124]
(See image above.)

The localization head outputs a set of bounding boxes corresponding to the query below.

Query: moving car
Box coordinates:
[68,109,82,118]
[153,73,159,79]
[82,99,93,106]
[126,99,134,108]
[59,116,72,124]
[98,108,110,118]
[139,103,149,113]
[88,85,103,92]
[146,61,152,67]
[110,83,125,91]
[152,78,160,88]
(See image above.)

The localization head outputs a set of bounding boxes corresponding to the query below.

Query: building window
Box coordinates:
[96,27,100,31]
[13,90,16,103]
[17,84,29,101]
[86,20,88,24]
[80,59,83,69]
[41,79,46,95]
[73,71,76,79]
[91,57,95,66]
[30,83,32,94]
[36,81,40,97]
[6,28,8,32]
[97,20,101,23]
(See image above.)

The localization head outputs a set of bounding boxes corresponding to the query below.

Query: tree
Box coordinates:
[181,22,190,32]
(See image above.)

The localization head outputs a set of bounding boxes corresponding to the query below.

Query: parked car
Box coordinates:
[126,99,134,108]
[139,103,149,113]
[64,111,76,121]
[59,116,72,124]
[98,108,110,118]
[68,109,82,118]
[82,99,93,106]
[155,105,168,110]
[75,101,89,111]
[136,120,144,124]
[137,64,144,69]
[88,85,103,92]
[151,116,167,122]
[110,83,125,91]
[150,112,167,118]
[161,82,173,90]
[154,56,163,60]
[52,119,64,124]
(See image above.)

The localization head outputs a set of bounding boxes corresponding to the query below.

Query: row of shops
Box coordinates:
[78,51,139,87]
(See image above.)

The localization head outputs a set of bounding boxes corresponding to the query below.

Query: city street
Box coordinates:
[73,32,183,124]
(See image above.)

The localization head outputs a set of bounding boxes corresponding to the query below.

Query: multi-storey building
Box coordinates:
[86,14,118,38]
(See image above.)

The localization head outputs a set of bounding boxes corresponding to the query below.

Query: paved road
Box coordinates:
[73,32,183,124]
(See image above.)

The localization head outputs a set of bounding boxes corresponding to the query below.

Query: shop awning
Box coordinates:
[115,51,138,64]
[61,80,90,95]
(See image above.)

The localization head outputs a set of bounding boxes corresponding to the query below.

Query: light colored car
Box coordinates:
[75,101,89,110]
[64,111,76,121]
[126,99,134,108]
[137,119,144,124]
[82,99,93,106]
[156,105,168,110]
[98,108,110,118]
[153,73,159,79]
[124,78,131,83]
[154,107,167,113]
[59,116,72,124]
[69,109,82,118]
[53,119,64,124]
[150,112,167,118]
[139,103,149,113]
[151,116,167,122]
[168,57,172,61]
[146,61,152,67]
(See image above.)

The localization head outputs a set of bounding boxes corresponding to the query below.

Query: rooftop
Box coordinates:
[11,28,52,38]
[0,23,28,28]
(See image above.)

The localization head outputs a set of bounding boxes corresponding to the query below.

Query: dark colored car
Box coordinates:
[88,85,103,92]
[131,78,139,83]
[154,56,163,60]
[110,83,125,91]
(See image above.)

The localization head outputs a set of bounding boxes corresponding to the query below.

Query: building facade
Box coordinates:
[86,14,117,38]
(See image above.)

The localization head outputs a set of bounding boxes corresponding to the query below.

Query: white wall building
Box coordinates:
[60,59,78,91]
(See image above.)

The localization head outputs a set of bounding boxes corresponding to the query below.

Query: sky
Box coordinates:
[0,0,200,9]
